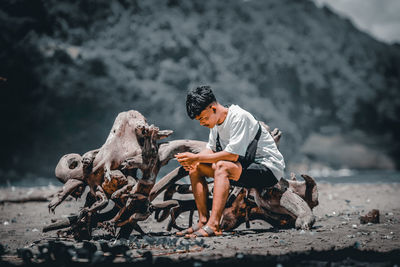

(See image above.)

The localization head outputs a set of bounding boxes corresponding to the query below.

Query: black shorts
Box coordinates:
[230,162,278,189]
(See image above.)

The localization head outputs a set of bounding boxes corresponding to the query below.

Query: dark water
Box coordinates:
[1,170,399,188]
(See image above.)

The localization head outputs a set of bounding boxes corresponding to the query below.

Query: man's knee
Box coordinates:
[213,161,228,172]
[189,163,210,177]
[214,161,237,177]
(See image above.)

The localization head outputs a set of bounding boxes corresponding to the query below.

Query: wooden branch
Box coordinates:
[55,153,84,183]
[148,166,188,202]
[158,140,206,166]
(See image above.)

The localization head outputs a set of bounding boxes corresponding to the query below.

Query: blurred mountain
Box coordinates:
[1,0,399,182]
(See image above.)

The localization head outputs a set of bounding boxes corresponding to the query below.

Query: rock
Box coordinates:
[17,248,34,264]
[236,253,244,259]
[76,241,97,260]
[360,209,379,224]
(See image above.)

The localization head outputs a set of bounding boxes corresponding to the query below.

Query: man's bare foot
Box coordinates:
[185,225,222,238]
[176,223,204,236]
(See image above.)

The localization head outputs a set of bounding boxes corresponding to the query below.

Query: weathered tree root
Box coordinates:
[45,109,318,239]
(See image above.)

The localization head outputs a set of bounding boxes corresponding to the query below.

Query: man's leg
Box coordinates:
[190,163,214,226]
[177,163,214,235]
[194,160,242,236]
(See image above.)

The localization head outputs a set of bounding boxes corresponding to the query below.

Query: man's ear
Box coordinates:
[211,105,217,113]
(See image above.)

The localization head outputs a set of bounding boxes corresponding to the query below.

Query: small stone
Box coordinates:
[32,228,39,232]
[387,212,394,216]
[347,234,355,238]
[236,253,244,259]
[352,224,358,229]
[3,221,9,226]
[360,209,380,224]
[299,230,306,235]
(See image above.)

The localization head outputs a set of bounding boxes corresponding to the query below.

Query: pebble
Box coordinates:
[347,234,355,238]
[3,221,9,226]
[352,224,358,229]
[32,228,39,232]
[299,230,306,235]
[236,253,244,259]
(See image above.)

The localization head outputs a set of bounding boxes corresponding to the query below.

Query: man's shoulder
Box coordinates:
[229,105,255,122]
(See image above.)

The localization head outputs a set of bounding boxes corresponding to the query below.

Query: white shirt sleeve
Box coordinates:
[206,128,216,151]
[224,117,253,156]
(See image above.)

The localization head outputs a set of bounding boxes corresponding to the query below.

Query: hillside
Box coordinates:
[1,0,399,182]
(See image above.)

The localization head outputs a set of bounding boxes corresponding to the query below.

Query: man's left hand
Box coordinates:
[175,152,199,171]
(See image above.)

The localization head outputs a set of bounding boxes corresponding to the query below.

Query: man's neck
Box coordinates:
[216,104,229,125]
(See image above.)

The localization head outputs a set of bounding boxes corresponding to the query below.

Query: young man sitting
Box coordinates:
[175,85,285,237]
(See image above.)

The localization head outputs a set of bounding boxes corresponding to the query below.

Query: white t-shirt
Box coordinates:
[206,105,285,179]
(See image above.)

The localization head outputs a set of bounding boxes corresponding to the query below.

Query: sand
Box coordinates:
[0,183,399,265]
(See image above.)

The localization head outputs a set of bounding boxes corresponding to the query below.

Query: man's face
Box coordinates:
[195,105,218,128]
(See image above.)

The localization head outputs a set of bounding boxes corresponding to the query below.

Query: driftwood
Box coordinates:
[45,109,317,239]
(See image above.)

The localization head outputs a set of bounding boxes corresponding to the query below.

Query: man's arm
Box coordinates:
[194,150,239,163]
[175,149,239,170]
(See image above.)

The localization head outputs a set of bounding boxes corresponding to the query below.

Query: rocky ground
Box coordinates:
[0,183,399,266]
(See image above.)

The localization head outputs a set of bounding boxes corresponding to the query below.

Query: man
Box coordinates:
[175,85,285,237]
